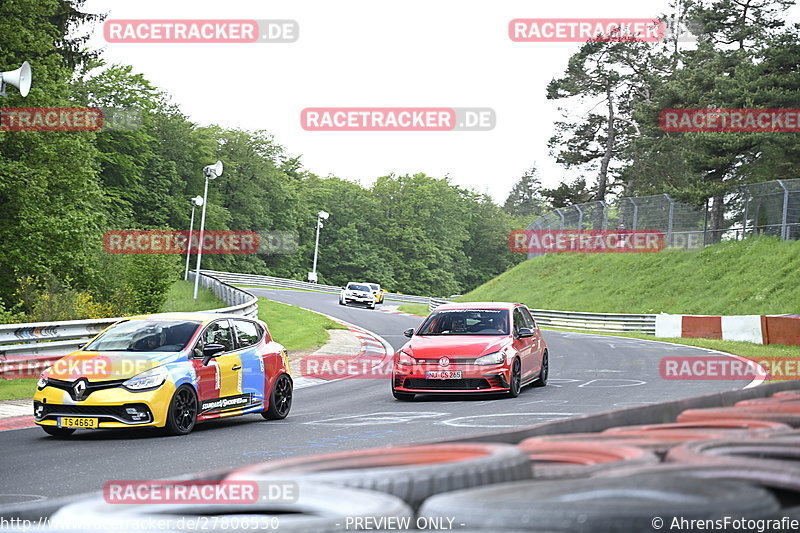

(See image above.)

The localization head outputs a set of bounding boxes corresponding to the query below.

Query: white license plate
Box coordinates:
[425,370,462,379]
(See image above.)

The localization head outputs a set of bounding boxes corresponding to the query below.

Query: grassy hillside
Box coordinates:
[461,237,800,315]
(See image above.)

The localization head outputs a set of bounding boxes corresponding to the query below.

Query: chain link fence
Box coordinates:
[742,179,800,240]
[526,178,800,258]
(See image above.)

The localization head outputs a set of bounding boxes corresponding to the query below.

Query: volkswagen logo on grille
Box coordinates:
[438,357,450,368]
[73,379,88,401]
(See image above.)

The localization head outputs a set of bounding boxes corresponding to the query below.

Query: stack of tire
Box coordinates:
[8,391,800,532]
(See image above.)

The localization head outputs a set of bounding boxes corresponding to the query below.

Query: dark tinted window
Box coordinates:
[513,308,526,334]
[85,319,200,352]
[200,320,235,352]
[417,309,509,335]
[234,320,262,348]
[520,307,537,329]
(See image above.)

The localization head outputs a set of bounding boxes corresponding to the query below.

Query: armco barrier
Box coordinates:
[202,269,436,305]
[0,272,257,375]
[206,270,657,333]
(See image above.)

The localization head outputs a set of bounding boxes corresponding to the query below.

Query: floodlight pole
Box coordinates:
[193,162,222,300]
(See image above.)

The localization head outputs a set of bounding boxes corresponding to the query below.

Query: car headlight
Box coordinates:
[475,351,504,365]
[396,351,415,365]
[37,372,49,390]
[123,366,169,391]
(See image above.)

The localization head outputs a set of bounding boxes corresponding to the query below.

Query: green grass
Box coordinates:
[258,298,346,351]
[398,304,430,316]
[0,379,37,401]
[161,280,227,312]
[462,237,800,315]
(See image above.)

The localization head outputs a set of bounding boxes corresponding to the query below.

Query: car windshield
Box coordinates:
[417,309,510,336]
[84,319,201,352]
[348,284,370,292]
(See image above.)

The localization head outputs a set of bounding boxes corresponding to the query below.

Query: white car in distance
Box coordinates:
[339,282,376,309]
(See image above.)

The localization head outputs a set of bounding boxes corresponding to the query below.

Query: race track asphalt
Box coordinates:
[0,288,753,502]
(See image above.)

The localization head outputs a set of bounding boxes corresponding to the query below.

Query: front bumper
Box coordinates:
[33,380,177,429]
[393,364,511,393]
[344,296,374,304]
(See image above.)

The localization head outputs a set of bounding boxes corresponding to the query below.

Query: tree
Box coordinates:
[542,178,594,208]
[0,0,106,305]
[503,166,548,219]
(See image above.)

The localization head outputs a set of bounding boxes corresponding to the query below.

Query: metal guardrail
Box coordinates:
[203,270,435,305]
[427,298,655,333]
[530,309,656,333]
[0,272,258,374]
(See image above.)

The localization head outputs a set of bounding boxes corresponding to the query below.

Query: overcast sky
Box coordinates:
[83,0,799,203]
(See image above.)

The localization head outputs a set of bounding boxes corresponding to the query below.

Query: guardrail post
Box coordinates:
[665,194,674,245]
[778,180,789,240]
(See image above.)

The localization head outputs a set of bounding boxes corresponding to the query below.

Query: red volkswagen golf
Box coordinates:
[391,302,548,400]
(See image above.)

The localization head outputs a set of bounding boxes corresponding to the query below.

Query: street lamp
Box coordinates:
[193,161,223,300]
[308,210,329,283]
[184,195,204,280]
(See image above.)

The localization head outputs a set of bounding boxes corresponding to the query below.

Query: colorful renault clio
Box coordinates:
[33,312,293,437]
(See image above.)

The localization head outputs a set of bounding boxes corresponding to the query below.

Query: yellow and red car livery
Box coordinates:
[33,312,292,437]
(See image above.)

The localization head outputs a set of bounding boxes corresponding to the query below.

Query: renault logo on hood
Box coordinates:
[73,379,88,400]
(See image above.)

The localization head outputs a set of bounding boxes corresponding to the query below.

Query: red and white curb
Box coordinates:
[0,399,33,431]
[378,305,425,318]
[293,321,393,389]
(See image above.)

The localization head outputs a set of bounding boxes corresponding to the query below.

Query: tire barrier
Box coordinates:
[774,391,800,399]
[50,482,412,533]
[0,493,100,521]
[224,443,532,509]
[677,406,800,427]
[418,475,781,533]
[517,428,760,456]
[666,438,800,467]
[735,397,800,407]
[598,463,800,495]
[515,440,659,479]
[602,419,791,434]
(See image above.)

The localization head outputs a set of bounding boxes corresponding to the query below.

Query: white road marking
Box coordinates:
[441,412,580,428]
[306,411,448,426]
[578,379,646,388]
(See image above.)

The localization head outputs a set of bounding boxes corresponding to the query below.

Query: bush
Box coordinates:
[12,276,117,322]
[4,253,180,324]
[119,254,180,313]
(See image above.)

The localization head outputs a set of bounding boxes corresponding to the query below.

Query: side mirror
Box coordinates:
[517,328,535,338]
[77,343,86,350]
[201,343,226,365]
[403,328,414,338]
